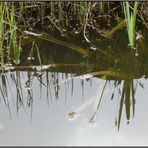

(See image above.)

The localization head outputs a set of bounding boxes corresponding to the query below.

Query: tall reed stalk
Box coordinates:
[0,2,4,71]
[99,2,105,14]
[3,2,20,63]
[79,2,84,24]
[58,2,64,28]
[123,1,138,48]
[39,2,45,24]
[50,2,54,16]
[10,2,20,62]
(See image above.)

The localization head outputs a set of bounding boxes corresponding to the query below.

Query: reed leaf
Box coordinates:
[35,44,43,67]
[124,1,138,48]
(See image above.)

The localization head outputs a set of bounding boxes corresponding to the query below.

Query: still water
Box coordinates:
[0,72,148,145]
[0,25,148,145]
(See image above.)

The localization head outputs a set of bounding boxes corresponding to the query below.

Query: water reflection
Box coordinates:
[0,68,148,145]
[0,62,147,129]
[0,25,148,145]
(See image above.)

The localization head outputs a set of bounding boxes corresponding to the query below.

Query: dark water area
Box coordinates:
[0,16,148,145]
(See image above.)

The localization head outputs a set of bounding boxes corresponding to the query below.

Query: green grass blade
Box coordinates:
[35,44,42,67]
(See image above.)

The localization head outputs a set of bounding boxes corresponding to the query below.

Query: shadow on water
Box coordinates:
[0,20,148,130]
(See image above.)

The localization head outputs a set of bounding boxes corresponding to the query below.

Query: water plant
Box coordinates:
[0,2,4,72]
[9,2,20,63]
[123,1,138,48]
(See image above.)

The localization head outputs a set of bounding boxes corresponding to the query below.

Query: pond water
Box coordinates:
[0,21,148,146]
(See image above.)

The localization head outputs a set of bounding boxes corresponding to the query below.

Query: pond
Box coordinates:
[0,1,148,146]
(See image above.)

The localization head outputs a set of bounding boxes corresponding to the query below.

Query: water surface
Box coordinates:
[0,22,148,146]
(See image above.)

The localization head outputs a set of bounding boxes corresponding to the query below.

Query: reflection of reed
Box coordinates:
[66,76,138,130]
[23,30,114,59]
[0,74,11,118]
[0,64,87,72]
[117,79,136,130]
[67,80,107,124]
[0,63,136,81]
[0,71,75,118]
[0,68,144,129]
